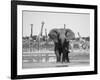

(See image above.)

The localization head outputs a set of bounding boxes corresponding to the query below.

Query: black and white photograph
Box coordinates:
[11,1,97,79]
[22,11,90,68]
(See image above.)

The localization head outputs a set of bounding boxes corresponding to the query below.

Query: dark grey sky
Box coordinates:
[23,11,90,37]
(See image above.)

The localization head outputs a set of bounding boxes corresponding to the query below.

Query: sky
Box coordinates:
[23,11,90,37]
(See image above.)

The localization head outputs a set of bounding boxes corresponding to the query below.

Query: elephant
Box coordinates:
[48,28,75,63]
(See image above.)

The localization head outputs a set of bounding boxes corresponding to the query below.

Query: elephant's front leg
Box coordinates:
[55,49,61,63]
[54,43,61,63]
[62,52,66,63]
[62,50,70,63]
[65,41,70,63]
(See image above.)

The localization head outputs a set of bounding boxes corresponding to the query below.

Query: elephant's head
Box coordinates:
[48,28,75,46]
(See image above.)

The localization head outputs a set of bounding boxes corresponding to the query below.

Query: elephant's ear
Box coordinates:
[48,29,59,43]
[65,29,75,40]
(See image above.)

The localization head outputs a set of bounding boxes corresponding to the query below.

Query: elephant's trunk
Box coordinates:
[59,34,66,47]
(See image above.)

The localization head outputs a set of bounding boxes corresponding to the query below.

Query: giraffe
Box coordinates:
[40,21,45,37]
[29,24,33,52]
[36,21,45,51]
[77,32,89,50]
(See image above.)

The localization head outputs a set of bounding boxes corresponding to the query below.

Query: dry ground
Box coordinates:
[22,50,90,69]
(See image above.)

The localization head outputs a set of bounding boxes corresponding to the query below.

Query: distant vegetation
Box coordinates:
[23,35,90,41]
[22,35,90,52]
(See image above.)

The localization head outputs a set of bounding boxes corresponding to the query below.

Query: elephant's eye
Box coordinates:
[51,35,57,39]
